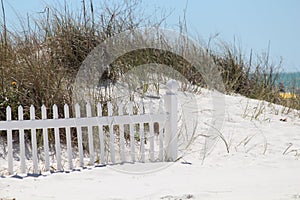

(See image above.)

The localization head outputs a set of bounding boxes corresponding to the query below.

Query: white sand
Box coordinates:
[1,91,300,200]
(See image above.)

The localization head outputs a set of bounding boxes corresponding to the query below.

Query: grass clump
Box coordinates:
[0,0,146,120]
[209,42,300,111]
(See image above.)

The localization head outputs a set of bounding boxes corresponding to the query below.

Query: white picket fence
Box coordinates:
[0,80,179,175]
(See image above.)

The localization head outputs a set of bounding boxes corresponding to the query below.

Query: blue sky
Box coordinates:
[2,0,300,72]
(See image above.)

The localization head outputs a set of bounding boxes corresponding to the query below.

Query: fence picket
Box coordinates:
[108,102,115,164]
[129,101,135,162]
[75,103,84,167]
[41,105,50,171]
[139,100,145,162]
[18,105,26,174]
[118,103,125,163]
[6,106,13,175]
[86,102,95,165]
[97,103,105,164]
[53,104,62,171]
[148,101,155,162]
[30,105,38,174]
[64,104,73,170]
[158,100,164,161]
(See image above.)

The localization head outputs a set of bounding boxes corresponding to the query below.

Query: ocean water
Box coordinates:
[277,72,300,92]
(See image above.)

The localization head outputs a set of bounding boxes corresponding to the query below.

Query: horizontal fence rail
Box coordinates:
[0,80,179,176]
[0,112,168,130]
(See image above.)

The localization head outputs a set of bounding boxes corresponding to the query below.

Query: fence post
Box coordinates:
[164,79,179,161]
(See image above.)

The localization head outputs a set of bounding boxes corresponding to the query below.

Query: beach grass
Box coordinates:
[0,0,299,121]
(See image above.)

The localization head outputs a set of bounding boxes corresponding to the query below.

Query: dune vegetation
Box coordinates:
[0,0,299,123]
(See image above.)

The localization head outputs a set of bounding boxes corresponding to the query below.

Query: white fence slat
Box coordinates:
[129,101,135,162]
[18,105,26,174]
[148,101,155,162]
[139,101,145,162]
[158,100,164,161]
[30,105,38,174]
[108,102,115,164]
[86,102,95,165]
[75,103,84,167]
[41,105,50,171]
[6,106,13,175]
[118,103,125,163]
[64,104,73,170]
[53,104,62,171]
[97,103,105,164]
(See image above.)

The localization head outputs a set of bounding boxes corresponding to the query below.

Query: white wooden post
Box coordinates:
[30,105,38,174]
[86,102,95,165]
[164,79,179,161]
[118,103,125,163]
[6,106,13,175]
[108,102,115,164]
[41,105,50,171]
[139,100,145,162]
[129,101,135,162]
[75,103,84,167]
[97,103,105,164]
[53,104,62,171]
[64,104,73,170]
[18,105,26,174]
